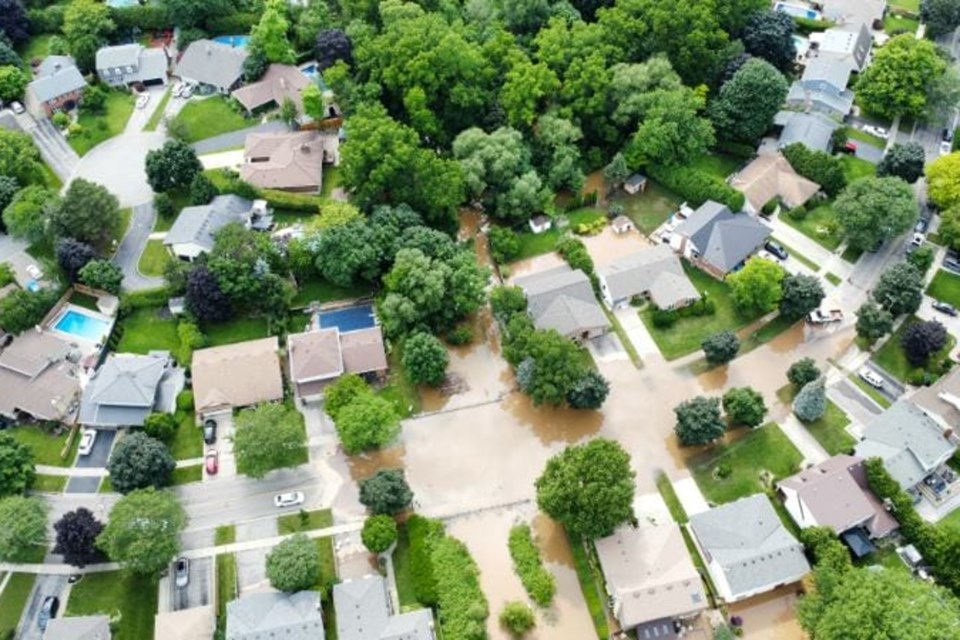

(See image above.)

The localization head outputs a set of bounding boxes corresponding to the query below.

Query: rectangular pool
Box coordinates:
[52,308,111,343]
[775,2,821,19]
[317,304,376,333]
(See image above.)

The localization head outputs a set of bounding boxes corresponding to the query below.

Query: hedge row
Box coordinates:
[431,536,489,640]
[647,164,745,211]
[121,286,172,310]
[508,524,556,607]
[261,189,325,213]
[407,515,444,606]
[781,143,846,197]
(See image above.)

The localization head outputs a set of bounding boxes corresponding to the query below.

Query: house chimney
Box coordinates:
[279,77,286,90]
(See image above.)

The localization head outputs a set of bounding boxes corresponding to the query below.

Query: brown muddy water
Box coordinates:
[729,584,807,640]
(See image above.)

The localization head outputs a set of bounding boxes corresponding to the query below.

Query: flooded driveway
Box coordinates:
[729,584,807,640]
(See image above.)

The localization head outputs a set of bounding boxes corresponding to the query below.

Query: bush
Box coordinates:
[361,515,398,553]
[445,325,474,345]
[715,140,757,159]
[266,533,320,592]
[143,413,177,441]
[407,515,445,606]
[788,205,807,220]
[794,377,826,422]
[651,308,678,328]
[176,390,194,412]
[761,197,780,216]
[431,536,489,639]
[489,226,521,264]
[788,358,821,388]
[647,164,745,210]
[702,330,740,365]
[52,111,69,129]
[402,332,449,386]
[556,236,594,275]
[508,524,556,607]
[261,189,322,213]
[499,601,536,637]
[782,143,846,196]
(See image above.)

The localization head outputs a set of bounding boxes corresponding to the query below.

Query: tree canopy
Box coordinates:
[266,533,320,592]
[710,58,788,142]
[145,139,203,193]
[107,432,175,494]
[743,11,796,71]
[362,515,398,553]
[834,177,916,251]
[233,403,307,479]
[49,178,121,250]
[877,142,925,184]
[0,430,35,497]
[0,495,47,562]
[873,262,924,317]
[54,508,105,568]
[402,332,450,386]
[856,34,947,119]
[728,257,785,314]
[335,394,401,454]
[97,487,187,574]
[359,468,414,515]
[927,152,960,210]
[675,396,726,445]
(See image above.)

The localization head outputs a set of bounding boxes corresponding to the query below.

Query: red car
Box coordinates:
[205,450,218,475]
[841,141,857,154]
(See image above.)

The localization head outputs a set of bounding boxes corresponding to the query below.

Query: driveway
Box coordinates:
[235,519,277,593]
[113,201,164,291]
[71,132,164,207]
[191,121,288,155]
[17,574,67,640]
[4,110,78,184]
[0,232,27,262]
[66,430,116,493]
[171,557,213,611]
[854,140,884,164]
[124,85,170,134]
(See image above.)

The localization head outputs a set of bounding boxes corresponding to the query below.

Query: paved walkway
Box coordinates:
[615,306,663,366]
[672,474,710,515]
[778,415,829,465]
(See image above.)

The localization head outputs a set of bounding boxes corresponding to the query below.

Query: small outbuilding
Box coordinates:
[624,173,647,195]
[528,215,552,234]
[611,215,635,235]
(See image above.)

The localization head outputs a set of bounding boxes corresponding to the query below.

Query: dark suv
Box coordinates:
[764,241,789,261]
[38,596,60,631]
[203,419,217,445]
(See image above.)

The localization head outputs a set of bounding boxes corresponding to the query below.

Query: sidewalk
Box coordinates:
[672,475,710,516]
[778,415,829,465]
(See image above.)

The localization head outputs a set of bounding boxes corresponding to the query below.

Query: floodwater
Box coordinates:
[729,584,807,640]
[580,226,656,266]
[446,507,597,640]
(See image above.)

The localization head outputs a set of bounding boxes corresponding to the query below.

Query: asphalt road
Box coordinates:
[17,574,67,640]
[857,361,906,404]
[113,202,164,292]
[191,120,288,155]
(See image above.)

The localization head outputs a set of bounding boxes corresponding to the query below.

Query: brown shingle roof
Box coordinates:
[191,337,283,413]
[232,64,309,113]
[0,330,80,421]
[240,131,332,191]
[340,327,388,374]
[729,153,820,212]
[288,328,343,382]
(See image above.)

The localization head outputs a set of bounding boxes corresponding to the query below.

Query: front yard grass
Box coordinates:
[393,523,421,609]
[884,13,919,33]
[215,525,236,545]
[117,307,180,355]
[840,155,877,183]
[826,272,842,286]
[320,165,342,198]
[380,344,422,417]
[0,573,35,637]
[940,506,960,532]
[777,386,856,455]
[174,96,255,143]
[168,411,202,460]
[216,554,237,635]
[292,277,373,309]
[144,87,172,132]
[780,204,843,251]
[172,464,202,485]
[32,474,67,492]
[69,91,137,156]
[204,317,270,347]
[8,424,76,467]
[607,179,681,235]
[689,423,803,505]
[872,315,956,384]
[138,239,170,277]
[513,208,607,261]
[926,269,960,308]
[568,533,611,640]
[278,508,333,535]
[66,571,158,640]
[640,262,762,360]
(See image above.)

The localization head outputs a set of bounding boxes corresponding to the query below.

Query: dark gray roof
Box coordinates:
[675,202,771,274]
[78,353,175,427]
[28,56,86,103]
[598,246,700,309]
[334,575,435,640]
[226,591,324,640]
[775,110,841,153]
[163,195,253,252]
[786,82,855,118]
[689,494,810,600]
[176,40,248,90]
[514,265,610,338]
[625,173,647,187]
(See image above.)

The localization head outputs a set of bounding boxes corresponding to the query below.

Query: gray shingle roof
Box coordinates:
[43,614,111,640]
[78,353,177,427]
[675,202,771,275]
[176,40,248,91]
[226,591,324,640]
[775,110,840,153]
[598,246,700,309]
[96,44,141,70]
[855,401,956,490]
[514,265,610,338]
[785,82,855,118]
[163,195,253,252]
[28,56,86,103]
[689,494,810,600]
[334,575,435,640]
[801,56,854,93]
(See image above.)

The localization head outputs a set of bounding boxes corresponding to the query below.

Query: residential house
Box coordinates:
[24,55,86,119]
[820,0,887,28]
[774,110,840,154]
[288,326,388,402]
[624,173,647,195]
[163,195,273,261]
[232,63,309,115]
[906,367,960,431]
[785,56,855,118]
[78,352,184,428]
[43,615,111,640]
[671,201,772,279]
[191,337,284,418]
[514,264,611,341]
[334,575,436,640]
[240,130,338,193]
[528,215,552,234]
[597,245,700,310]
[594,523,707,636]
[778,455,899,551]
[176,40,248,94]
[815,23,873,71]
[729,153,820,213]
[95,44,168,87]
[0,329,81,422]
[855,401,957,493]
[154,606,216,640]
[226,591,324,640]
[688,494,811,603]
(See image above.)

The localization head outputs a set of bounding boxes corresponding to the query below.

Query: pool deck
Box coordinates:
[44,304,116,357]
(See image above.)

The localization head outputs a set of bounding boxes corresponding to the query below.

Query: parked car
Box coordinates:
[78,429,97,456]
[859,367,885,389]
[38,596,59,631]
[203,419,216,445]
[205,450,218,475]
[863,124,889,139]
[942,140,953,156]
[180,84,194,99]
[175,557,189,588]
[10,101,24,114]
[274,491,304,508]
[136,93,150,109]
[764,241,789,261]
[943,128,954,142]
[841,141,857,154]
[911,232,925,248]
[915,216,930,233]
[945,254,960,273]
[807,308,844,324]
[932,300,958,316]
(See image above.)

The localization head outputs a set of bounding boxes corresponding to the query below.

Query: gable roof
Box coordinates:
[775,110,840,153]
[778,454,899,537]
[78,353,171,427]
[163,195,253,252]
[786,81,855,118]
[29,56,86,103]
[176,40,248,90]
[232,64,309,113]
[598,245,700,309]
[855,401,956,490]
[340,327,388,374]
[819,23,872,70]
[675,201,772,274]
[289,328,344,382]
[729,153,820,211]
[43,615,111,640]
[154,606,215,640]
[820,0,886,26]
[0,329,71,377]
[96,44,141,70]
[226,591,324,640]
[802,55,855,92]
[334,575,435,640]
[192,337,283,413]
[514,264,610,338]
[240,131,331,191]
[0,329,80,421]
[689,494,810,600]
[906,367,960,429]
[595,524,707,627]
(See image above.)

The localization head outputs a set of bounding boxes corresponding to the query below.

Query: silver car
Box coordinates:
[274,491,304,508]
[175,557,189,588]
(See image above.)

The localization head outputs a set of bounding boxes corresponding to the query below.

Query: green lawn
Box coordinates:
[513,208,607,261]
[568,534,611,640]
[890,0,919,10]
[216,554,237,634]
[69,91,137,156]
[845,127,886,149]
[780,203,843,251]
[690,423,804,505]
[118,307,181,355]
[138,239,170,277]
[873,315,956,384]
[168,411,202,460]
[884,13,919,33]
[292,277,373,309]
[380,344,422,418]
[393,523,421,609]
[926,269,960,308]
[66,571,158,640]
[174,97,254,143]
[71,292,100,311]
[8,424,76,467]
[204,317,271,347]
[777,386,856,455]
[940,506,960,532]
[840,155,877,183]
[18,34,53,69]
[32,474,67,492]
[144,88,172,132]
[826,272,842,286]
[215,525,236,545]
[0,573,35,637]
[172,464,202,485]
[640,261,762,360]
[320,165,342,199]
[607,179,681,235]
[655,472,688,524]
[689,153,741,180]
[278,508,333,535]
[850,373,893,408]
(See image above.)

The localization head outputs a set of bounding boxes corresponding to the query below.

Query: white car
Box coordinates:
[78,429,97,456]
[180,84,194,99]
[863,124,889,139]
[10,101,24,114]
[172,81,184,97]
[135,93,150,110]
[274,491,304,508]
[942,140,953,156]
[859,367,885,389]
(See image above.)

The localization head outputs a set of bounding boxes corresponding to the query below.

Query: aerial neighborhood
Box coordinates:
[4,0,960,639]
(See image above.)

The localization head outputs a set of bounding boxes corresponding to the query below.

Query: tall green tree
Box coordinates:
[532,114,584,192]
[926,152,960,210]
[0,129,42,185]
[856,301,894,343]
[145,139,203,193]
[63,0,115,71]
[743,11,797,71]
[922,0,960,37]
[794,378,826,423]
[780,274,825,319]
[722,387,767,428]
[266,533,320,592]
[877,142,926,183]
[233,404,307,479]
[0,432,34,497]
[710,58,788,141]
[2,185,56,244]
[107,432,175,494]
[250,0,296,64]
[359,469,414,515]
[335,394,400,454]
[873,262,923,317]
[835,177,917,251]
[97,488,187,574]
[0,495,47,562]
[674,396,726,445]
[501,54,560,128]
[402,332,449,387]
[48,178,121,250]
[856,35,947,119]
[728,257,785,314]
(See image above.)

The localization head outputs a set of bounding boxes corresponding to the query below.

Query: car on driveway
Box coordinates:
[942,140,953,156]
[175,557,189,588]
[135,93,150,109]
[274,491,304,508]
[10,101,24,114]
[933,300,959,316]
[205,450,218,475]
[764,241,789,261]
[203,419,216,445]
[863,124,888,139]
[945,254,960,273]
[38,596,59,631]
[78,429,97,456]
[859,367,885,389]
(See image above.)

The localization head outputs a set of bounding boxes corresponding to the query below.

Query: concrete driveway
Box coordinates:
[8,111,78,183]
[71,132,164,207]
[235,518,277,593]
[66,430,117,494]
[17,574,67,640]
[113,201,163,291]
[0,233,27,262]
[169,556,213,611]
[124,85,169,134]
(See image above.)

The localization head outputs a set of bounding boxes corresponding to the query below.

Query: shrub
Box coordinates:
[261,188,322,212]
[431,536,489,639]
[647,163,745,210]
[499,601,536,637]
[402,332,449,387]
[489,226,521,264]
[556,236,594,275]
[508,524,556,607]
[788,205,807,220]
[52,111,69,129]
[761,197,779,216]
[266,533,320,592]
[781,143,846,196]
[651,308,678,328]
[788,358,821,388]
[407,515,445,606]
[445,325,474,345]
[176,390,194,412]
[794,377,826,422]
[142,413,177,441]
[361,515,398,553]
[900,320,948,366]
[702,330,740,365]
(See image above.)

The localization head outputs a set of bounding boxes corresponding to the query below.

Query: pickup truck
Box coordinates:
[808,308,843,324]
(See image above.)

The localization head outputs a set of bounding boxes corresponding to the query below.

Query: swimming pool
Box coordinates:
[775,2,821,19]
[317,304,376,333]
[299,63,329,90]
[213,35,250,48]
[52,308,111,343]
[105,0,137,6]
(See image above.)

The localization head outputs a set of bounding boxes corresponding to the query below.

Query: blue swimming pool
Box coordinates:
[213,35,250,48]
[318,304,376,333]
[299,64,329,90]
[53,309,111,342]
[775,2,821,19]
